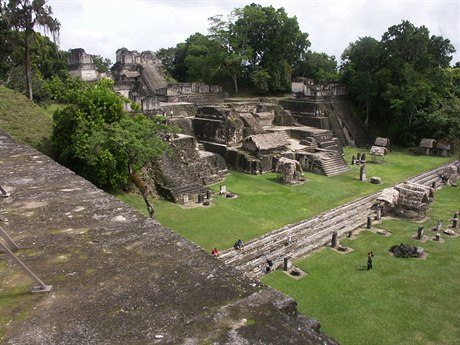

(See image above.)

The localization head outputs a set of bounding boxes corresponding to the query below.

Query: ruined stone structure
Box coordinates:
[419,138,452,157]
[374,137,390,148]
[0,131,339,345]
[68,48,371,200]
[282,78,371,148]
[188,102,350,177]
[155,82,223,104]
[68,48,105,81]
[292,77,348,97]
[111,48,224,111]
[377,182,434,218]
[242,132,289,153]
[419,138,436,155]
[111,48,167,110]
[276,157,303,183]
[116,48,162,65]
[147,134,227,203]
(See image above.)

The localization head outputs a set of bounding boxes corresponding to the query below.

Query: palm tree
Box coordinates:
[2,0,60,100]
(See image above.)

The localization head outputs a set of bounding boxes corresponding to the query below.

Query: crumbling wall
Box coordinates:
[148,135,227,202]
[193,106,244,145]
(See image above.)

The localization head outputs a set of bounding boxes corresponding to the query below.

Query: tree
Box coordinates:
[251,68,270,94]
[1,0,60,100]
[183,33,217,81]
[52,78,129,182]
[293,51,339,83]
[231,4,310,92]
[155,46,177,82]
[340,21,457,145]
[52,79,178,201]
[208,14,252,93]
[341,37,381,125]
[0,4,14,78]
[171,42,188,82]
[92,54,112,73]
[87,115,178,217]
[380,21,455,144]
[424,97,460,142]
[158,4,309,93]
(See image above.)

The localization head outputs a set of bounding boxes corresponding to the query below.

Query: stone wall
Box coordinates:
[193,106,244,145]
[154,83,224,104]
[279,98,370,147]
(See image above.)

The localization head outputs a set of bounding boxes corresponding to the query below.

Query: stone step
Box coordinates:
[320,155,350,176]
[223,191,376,253]
[236,211,369,278]
[227,200,371,266]
[221,193,376,264]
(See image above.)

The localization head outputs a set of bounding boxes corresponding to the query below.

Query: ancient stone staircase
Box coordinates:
[319,151,350,176]
[319,103,348,147]
[139,63,168,93]
[220,160,459,279]
[326,99,371,147]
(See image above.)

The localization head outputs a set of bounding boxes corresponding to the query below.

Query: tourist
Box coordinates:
[211,248,220,257]
[234,239,244,250]
[367,252,374,270]
[265,259,273,273]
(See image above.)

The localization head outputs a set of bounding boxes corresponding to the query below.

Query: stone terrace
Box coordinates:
[0,132,338,345]
[220,161,459,279]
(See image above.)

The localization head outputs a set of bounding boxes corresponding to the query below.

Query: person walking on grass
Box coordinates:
[367,252,374,270]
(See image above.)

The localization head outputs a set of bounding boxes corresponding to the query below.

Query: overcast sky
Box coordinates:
[48,0,460,65]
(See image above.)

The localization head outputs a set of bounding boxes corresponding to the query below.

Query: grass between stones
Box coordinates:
[261,186,460,345]
[134,148,453,252]
[0,263,35,340]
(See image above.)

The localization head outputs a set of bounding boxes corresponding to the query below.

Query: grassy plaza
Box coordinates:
[116,148,459,344]
[262,185,460,345]
[118,148,454,252]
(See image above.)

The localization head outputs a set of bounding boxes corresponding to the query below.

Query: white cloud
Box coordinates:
[48,0,460,64]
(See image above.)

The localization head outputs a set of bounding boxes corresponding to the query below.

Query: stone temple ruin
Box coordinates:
[68,48,107,81]
[111,48,224,111]
[68,48,372,204]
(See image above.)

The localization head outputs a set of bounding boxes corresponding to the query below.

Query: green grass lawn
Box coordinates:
[262,186,460,345]
[117,148,454,252]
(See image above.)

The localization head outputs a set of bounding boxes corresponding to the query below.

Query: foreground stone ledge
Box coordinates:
[0,132,337,345]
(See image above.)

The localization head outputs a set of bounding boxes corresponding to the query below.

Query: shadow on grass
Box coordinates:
[355,265,369,271]
[266,176,307,186]
[0,289,30,302]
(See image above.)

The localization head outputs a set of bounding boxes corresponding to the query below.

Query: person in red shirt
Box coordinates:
[211,248,220,257]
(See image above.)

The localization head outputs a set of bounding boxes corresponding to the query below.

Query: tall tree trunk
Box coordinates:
[232,74,238,93]
[130,173,155,219]
[364,71,372,126]
[365,94,370,126]
[24,30,33,101]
